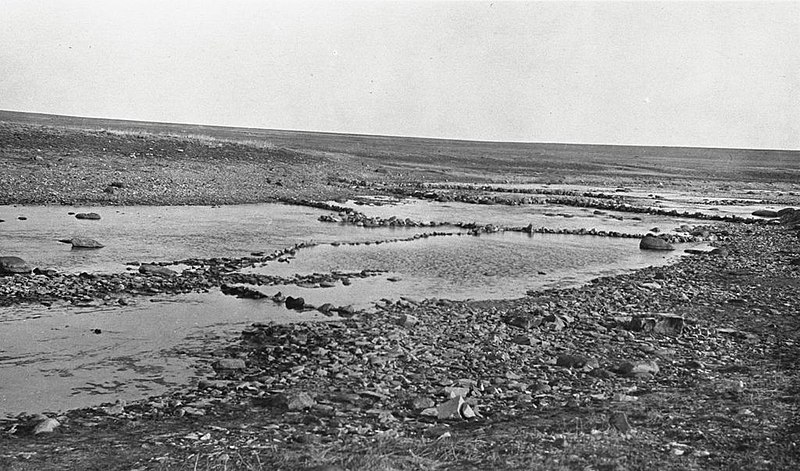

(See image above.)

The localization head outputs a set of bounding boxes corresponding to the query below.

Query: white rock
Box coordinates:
[33,418,60,434]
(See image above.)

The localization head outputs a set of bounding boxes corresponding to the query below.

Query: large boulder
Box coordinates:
[780,208,800,228]
[752,209,779,218]
[639,234,674,251]
[0,256,32,275]
[285,296,305,310]
[59,237,104,249]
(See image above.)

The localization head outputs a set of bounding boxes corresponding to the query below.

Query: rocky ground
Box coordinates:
[1,224,799,470]
[0,122,369,206]
[1,120,800,470]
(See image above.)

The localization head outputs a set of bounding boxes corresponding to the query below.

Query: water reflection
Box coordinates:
[0,204,444,273]
[0,291,332,417]
[247,231,686,301]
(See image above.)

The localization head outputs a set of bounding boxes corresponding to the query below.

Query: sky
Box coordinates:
[1,1,798,150]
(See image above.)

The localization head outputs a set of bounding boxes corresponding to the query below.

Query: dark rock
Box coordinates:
[0,256,32,275]
[336,305,356,317]
[556,354,591,369]
[75,212,101,220]
[221,284,267,299]
[33,267,58,277]
[318,303,335,314]
[639,235,674,251]
[286,296,305,310]
[751,209,779,218]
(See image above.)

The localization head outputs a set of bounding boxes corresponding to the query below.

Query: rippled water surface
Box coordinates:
[249,232,686,301]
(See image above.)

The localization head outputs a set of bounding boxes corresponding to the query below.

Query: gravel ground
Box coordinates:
[1,224,799,470]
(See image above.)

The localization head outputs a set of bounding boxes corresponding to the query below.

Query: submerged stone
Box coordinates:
[59,237,104,249]
[139,264,178,277]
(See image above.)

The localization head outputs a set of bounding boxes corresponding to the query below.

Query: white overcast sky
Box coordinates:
[1,1,798,149]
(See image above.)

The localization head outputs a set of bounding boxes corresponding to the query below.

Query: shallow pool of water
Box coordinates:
[427,182,787,219]
[248,231,689,301]
[0,201,707,417]
[0,204,446,273]
[0,291,333,417]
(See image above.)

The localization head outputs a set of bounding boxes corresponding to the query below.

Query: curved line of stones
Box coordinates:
[380,189,771,224]
[0,232,463,307]
[417,182,777,207]
[314,206,711,244]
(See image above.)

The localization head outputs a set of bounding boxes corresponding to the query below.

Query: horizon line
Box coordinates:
[1,108,798,153]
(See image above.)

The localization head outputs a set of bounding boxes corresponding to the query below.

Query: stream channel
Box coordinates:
[0,199,712,417]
